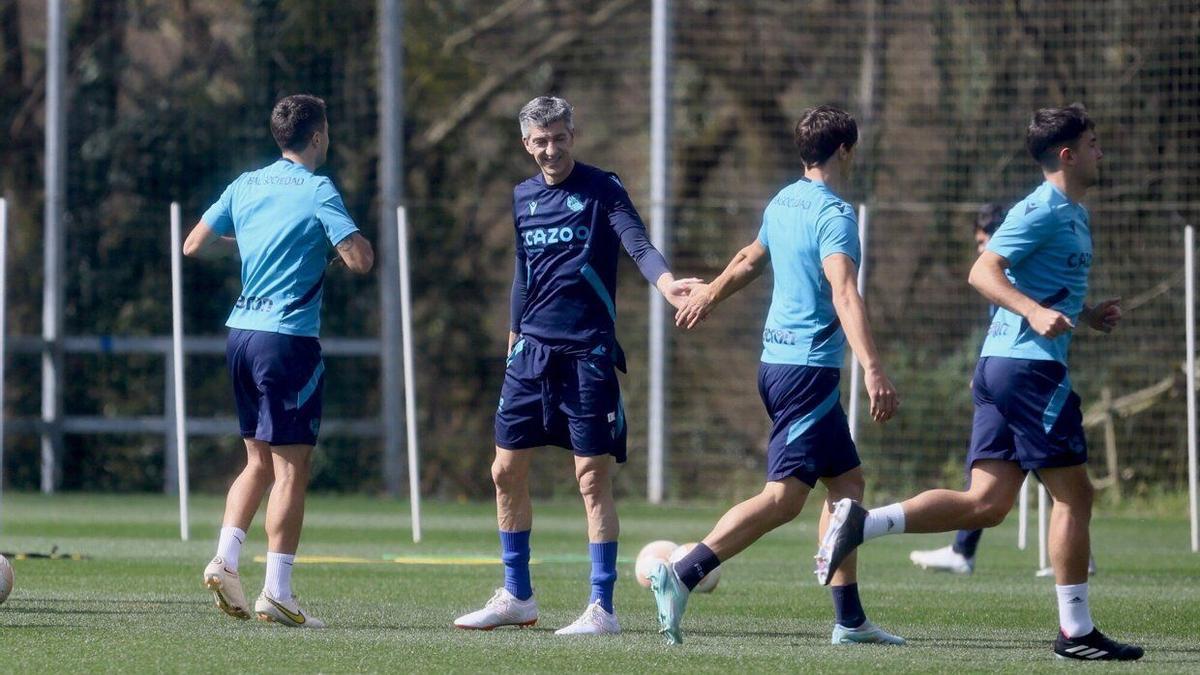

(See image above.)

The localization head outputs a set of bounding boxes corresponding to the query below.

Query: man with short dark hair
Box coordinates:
[185,94,374,628]
[649,105,904,646]
[453,95,698,636]
[817,105,1142,661]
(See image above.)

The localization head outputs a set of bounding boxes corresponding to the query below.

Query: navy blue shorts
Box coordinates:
[494,337,627,462]
[227,328,325,446]
[967,356,1087,471]
[759,363,860,487]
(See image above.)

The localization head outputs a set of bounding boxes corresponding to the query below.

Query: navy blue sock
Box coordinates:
[831,583,866,629]
[588,541,618,613]
[672,542,720,591]
[499,530,532,601]
[953,529,983,558]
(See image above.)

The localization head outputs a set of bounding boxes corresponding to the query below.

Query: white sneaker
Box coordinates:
[203,556,250,619]
[909,545,974,575]
[554,600,621,636]
[254,592,326,629]
[453,588,538,630]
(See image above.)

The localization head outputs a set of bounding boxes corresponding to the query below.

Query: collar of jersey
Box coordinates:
[275,157,311,174]
[1042,180,1080,208]
[538,162,582,189]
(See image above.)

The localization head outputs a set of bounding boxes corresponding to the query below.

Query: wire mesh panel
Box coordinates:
[664,0,1199,500]
[0,0,1196,498]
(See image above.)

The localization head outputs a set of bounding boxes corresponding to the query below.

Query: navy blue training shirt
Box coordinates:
[509,162,669,356]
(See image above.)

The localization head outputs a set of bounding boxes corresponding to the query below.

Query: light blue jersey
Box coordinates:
[757,177,860,367]
[981,181,1092,365]
[201,159,359,337]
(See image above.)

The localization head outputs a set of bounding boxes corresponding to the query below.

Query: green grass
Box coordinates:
[0,493,1197,672]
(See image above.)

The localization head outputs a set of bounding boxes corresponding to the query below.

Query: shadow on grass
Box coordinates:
[0,623,89,629]
[11,606,166,616]
[21,596,196,606]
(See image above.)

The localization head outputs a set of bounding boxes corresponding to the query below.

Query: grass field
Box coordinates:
[0,492,1197,673]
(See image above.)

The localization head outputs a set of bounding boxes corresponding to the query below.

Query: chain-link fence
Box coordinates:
[0,0,1196,501]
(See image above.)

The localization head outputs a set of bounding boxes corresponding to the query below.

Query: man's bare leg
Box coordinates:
[262,444,313,601]
[453,446,539,630]
[204,439,274,619]
[1038,464,1097,638]
[700,478,810,560]
[495,447,535,600]
[214,439,274,570]
[575,454,620,615]
[892,460,1025,533]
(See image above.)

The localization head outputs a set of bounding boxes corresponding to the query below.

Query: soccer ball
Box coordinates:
[634,540,677,588]
[0,554,12,605]
[669,542,721,593]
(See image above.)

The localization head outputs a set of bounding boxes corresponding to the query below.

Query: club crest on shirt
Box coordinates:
[567,194,586,212]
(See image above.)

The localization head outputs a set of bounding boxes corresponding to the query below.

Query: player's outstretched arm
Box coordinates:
[824,253,898,423]
[334,233,374,274]
[675,240,768,330]
[612,216,700,311]
[968,251,1073,338]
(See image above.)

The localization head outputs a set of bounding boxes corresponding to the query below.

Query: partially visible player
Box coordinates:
[817,105,1142,661]
[453,96,698,635]
[186,94,374,628]
[908,203,1005,575]
[650,106,904,646]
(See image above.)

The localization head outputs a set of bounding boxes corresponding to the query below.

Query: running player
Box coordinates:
[453,96,698,635]
[186,94,374,628]
[649,106,904,646]
[816,105,1141,661]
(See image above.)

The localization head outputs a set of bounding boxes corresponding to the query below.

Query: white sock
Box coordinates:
[1056,582,1095,638]
[215,526,246,571]
[265,552,296,600]
[862,503,906,541]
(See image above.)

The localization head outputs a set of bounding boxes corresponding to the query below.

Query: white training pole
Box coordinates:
[1018,473,1029,550]
[646,0,671,504]
[170,202,190,541]
[1185,224,1197,552]
[1037,483,1050,574]
[0,198,7,534]
[397,206,422,543]
[41,0,66,495]
[847,205,870,440]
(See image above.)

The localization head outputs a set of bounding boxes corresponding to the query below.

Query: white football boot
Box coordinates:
[908,545,975,575]
[554,600,621,636]
[203,556,250,620]
[254,592,326,628]
[453,588,539,630]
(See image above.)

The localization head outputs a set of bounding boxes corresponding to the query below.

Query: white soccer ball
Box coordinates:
[634,539,678,588]
[0,554,13,605]
[669,542,721,593]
